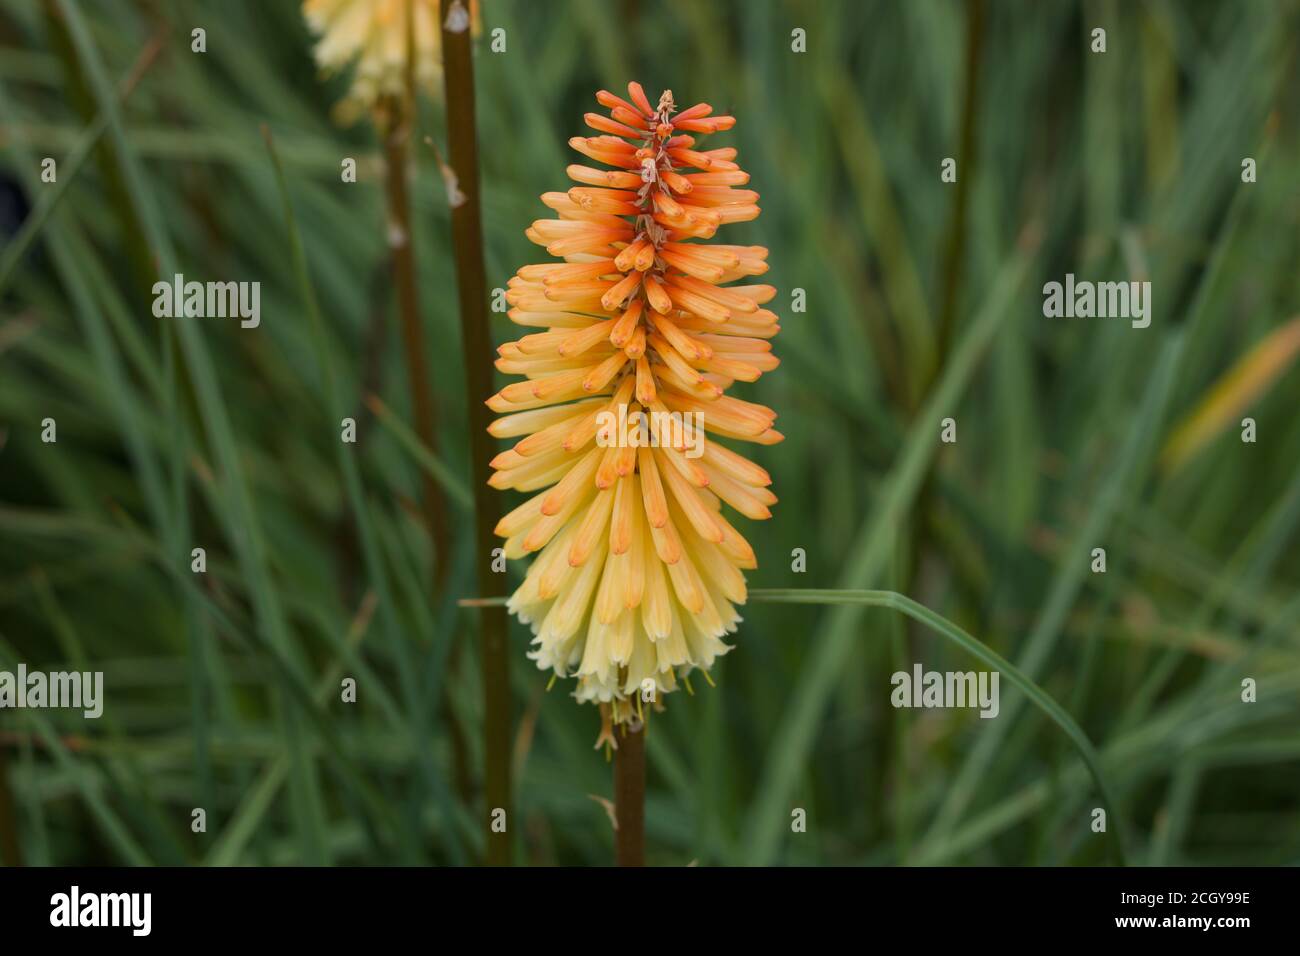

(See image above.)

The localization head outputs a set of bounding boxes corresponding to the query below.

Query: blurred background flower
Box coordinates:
[303,0,481,122]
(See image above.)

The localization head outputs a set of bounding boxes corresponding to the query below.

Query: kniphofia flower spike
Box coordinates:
[489,83,781,727]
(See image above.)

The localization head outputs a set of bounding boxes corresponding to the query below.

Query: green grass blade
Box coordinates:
[49,0,329,863]
[741,240,1035,865]
[364,394,474,511]
[750,588,1127,864]
[921,333,1185,853]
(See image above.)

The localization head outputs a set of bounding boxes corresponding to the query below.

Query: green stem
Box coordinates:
[932,0,986,366]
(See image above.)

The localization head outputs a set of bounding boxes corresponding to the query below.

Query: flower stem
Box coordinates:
[0,745,21,866]
[440,0,512,866]
[381,95,476,816]
[614,721,646,867]
[382,112,452,588]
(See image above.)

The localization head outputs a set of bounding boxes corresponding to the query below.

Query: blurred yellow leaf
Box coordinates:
[1160,316,1300,474]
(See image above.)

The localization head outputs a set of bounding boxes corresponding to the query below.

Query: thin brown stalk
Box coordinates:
[383,111,475,811]
[614,721,646,867]
[0,745,21,866]
[440,0,511,866]
[381,106,452,588]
